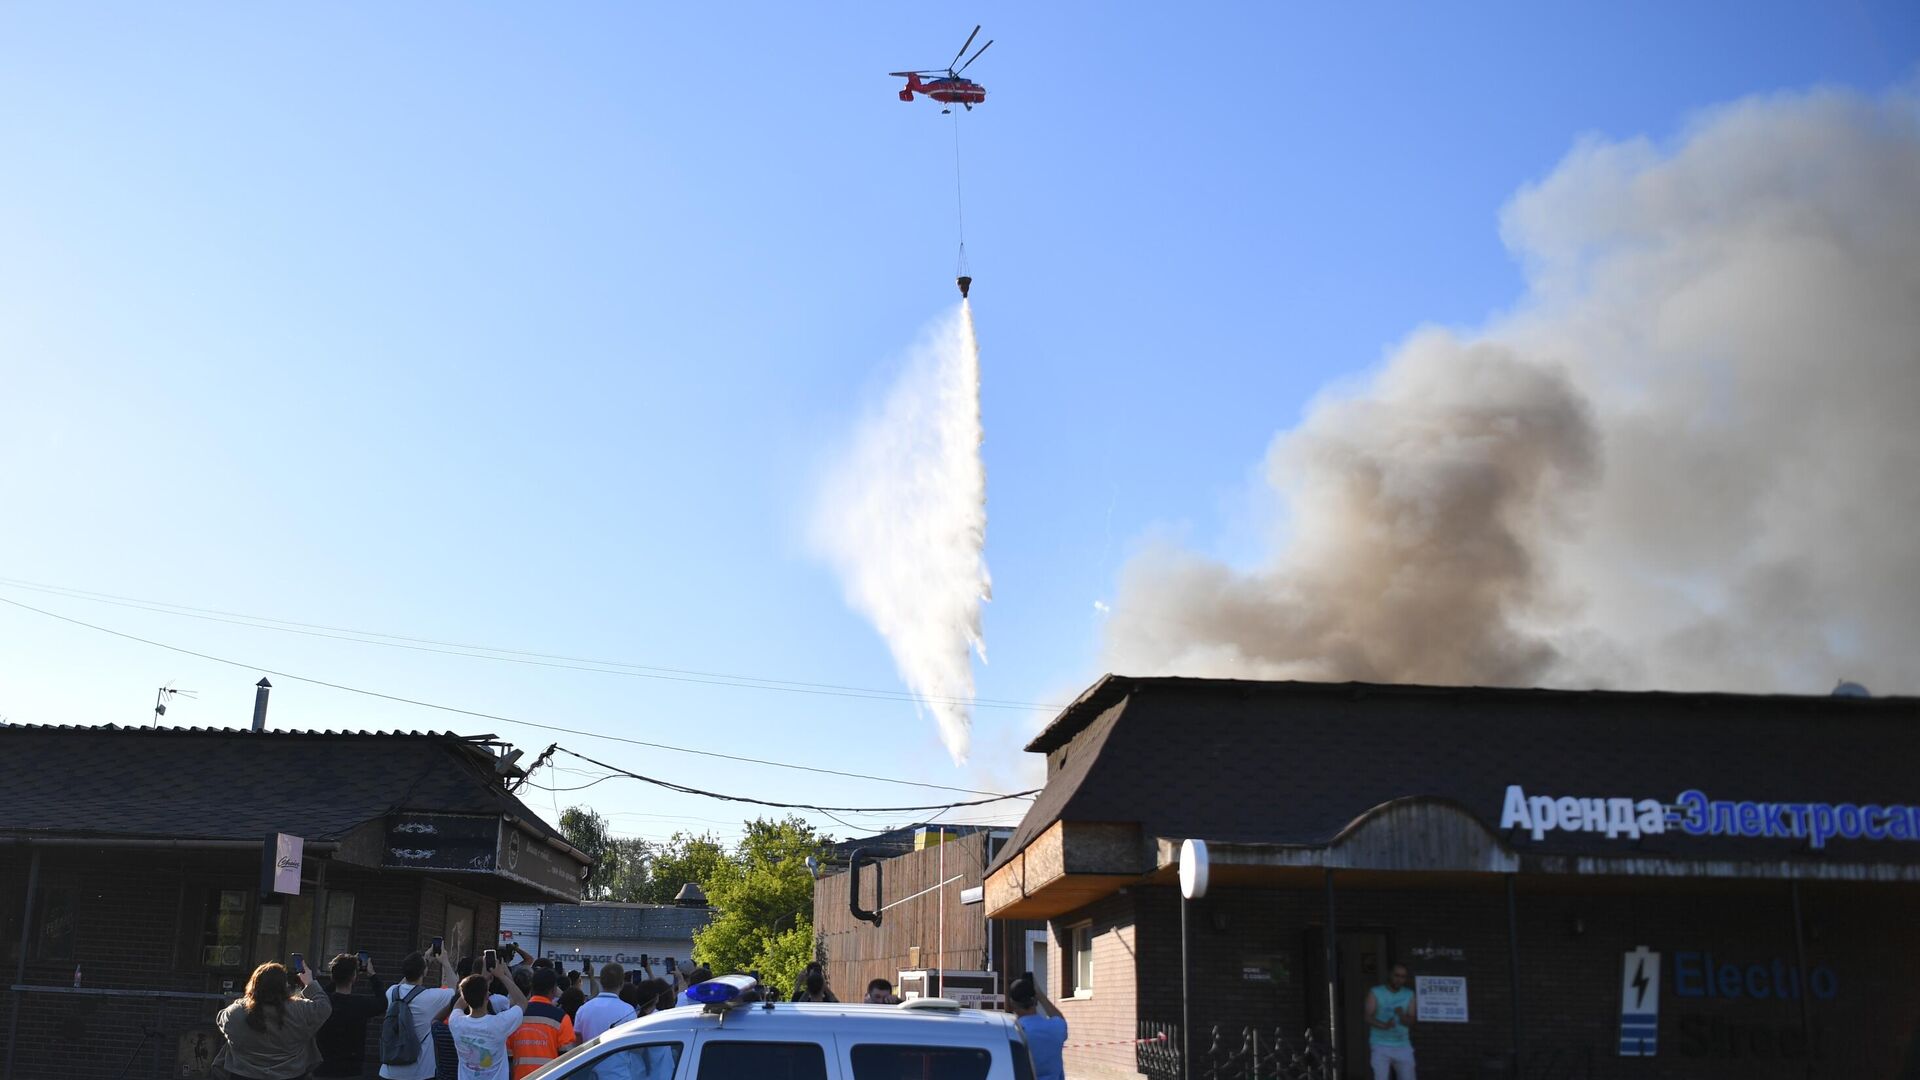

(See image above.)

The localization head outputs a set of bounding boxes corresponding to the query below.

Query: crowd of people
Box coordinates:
[208,945,1078,1080]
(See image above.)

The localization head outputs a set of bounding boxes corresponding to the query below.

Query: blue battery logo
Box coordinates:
[1618,946,1662,1056]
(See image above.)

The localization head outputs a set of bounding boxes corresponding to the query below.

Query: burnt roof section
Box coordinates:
[0,723,568,846]
[995,675,1920,873]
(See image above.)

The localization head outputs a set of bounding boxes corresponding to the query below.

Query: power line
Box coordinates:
[553,746,1038,814]
[0,594,1033,800]
[0,577,1064,712]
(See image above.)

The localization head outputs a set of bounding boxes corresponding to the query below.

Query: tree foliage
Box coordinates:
[559,807,617,899]
[691,815,830,995]
[636,833,730,905]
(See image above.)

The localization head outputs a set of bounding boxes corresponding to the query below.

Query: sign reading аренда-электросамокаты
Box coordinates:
[1499,785,1920,850]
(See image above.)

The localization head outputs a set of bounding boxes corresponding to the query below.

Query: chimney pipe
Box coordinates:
[251,679,272,732]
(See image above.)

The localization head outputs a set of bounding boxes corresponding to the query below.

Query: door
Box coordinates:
[446,902,476,965]
[1337,932,1389,1077]
[1025,930,1050,997]
[1302,928,1391,1079]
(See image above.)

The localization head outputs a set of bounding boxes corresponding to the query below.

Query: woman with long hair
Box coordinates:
[214,961,333,1079]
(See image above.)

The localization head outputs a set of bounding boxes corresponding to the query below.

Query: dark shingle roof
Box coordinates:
[994,676,1920,872]
[0,723,567,845]
[826,823,991,866]
[540,904,714,940]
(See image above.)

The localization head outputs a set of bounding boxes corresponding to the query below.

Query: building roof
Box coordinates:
[994,675,1920,874]
[826,823,993,867]
[539,903,715,941]
[0,723,569,847]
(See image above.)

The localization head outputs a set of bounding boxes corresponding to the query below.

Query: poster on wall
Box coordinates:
[1415,975,1469,1022]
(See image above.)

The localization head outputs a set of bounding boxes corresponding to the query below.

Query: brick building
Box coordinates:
[0,723,591,1080]
[983,676,1920,1080]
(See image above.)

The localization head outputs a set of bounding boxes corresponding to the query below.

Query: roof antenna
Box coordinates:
[152,683,197,727]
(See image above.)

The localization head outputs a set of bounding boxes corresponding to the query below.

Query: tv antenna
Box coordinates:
[152,683,197,727]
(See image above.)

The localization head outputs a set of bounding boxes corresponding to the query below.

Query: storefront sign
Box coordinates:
[1239,955,1289,984]
[261,832,303,895]
[384,813,500,871]
[1500,784,1920,849]
[497,823,587,901]
[1671,951,1836,1000]
[1618,947,1661,1057]
[1414,975,1467,1022]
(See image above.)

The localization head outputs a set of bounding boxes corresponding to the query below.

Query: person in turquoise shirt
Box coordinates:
[1364,963,1417,1079]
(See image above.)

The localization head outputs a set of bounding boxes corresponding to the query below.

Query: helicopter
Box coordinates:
[890,25,992,112]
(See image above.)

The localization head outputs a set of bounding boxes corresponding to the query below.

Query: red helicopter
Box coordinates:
[891,26,992,112]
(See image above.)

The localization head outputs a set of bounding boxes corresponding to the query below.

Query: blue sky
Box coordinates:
[2,3,1913,846]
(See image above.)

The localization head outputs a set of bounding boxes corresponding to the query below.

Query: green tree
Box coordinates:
[601,837,653,903]
[691,816,830,995]
[637,832,730,904]
[559,807,616,899]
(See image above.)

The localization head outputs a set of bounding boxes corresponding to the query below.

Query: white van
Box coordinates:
[526,977,1036,1080]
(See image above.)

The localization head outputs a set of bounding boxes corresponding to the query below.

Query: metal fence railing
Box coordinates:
[1136,1021,1334,1080]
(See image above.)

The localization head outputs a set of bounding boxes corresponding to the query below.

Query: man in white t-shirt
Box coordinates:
[381,950,457,1080]
[449,958,529,1080]
[573,962,637,1042]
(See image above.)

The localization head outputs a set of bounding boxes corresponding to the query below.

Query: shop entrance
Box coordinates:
[1303,928,1392,1079]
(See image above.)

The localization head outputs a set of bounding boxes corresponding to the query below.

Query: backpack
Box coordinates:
[380,983,429,1067]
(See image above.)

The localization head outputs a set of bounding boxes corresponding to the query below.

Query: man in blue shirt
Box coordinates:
[1009,972,1067,1080]
[1364,963,1418,1079]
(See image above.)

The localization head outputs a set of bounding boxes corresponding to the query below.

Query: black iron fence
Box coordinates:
[1137,1021,1334,1080]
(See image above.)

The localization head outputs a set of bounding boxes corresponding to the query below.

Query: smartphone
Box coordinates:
[666,957,677,973]
[627,970,642,985]
[289,953,305,976]
[430,937,444,956]
[357,950,370,970]
[639,953,650,967]
[483,948,498,972]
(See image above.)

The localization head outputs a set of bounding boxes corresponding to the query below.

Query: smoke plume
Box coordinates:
[815,303,990,761]
[1105,84,1920,694]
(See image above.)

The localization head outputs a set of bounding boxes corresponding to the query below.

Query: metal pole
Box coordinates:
[1323,869,1339,1078]
[1181,895,1191,1080]
[1505,873,1523,1074]
[1789,879,1813,1077]
[937,826,946,999]
[4,845,43,1080]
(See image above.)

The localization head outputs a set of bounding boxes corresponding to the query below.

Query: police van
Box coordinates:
[527,976,1037,1080]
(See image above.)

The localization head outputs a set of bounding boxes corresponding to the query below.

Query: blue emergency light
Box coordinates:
[690,974,758,1005]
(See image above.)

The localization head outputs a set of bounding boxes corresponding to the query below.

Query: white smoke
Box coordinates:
[1106,84,1920,694]
[814,303,990,762]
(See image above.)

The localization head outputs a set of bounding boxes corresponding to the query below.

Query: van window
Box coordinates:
[1008,1038,1034,1080]
[851,1045,992,1080]
[567,1043,682,1080]
[696,1041,828,1080]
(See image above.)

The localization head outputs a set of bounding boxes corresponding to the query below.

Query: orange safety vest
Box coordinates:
[509,997,576,1078]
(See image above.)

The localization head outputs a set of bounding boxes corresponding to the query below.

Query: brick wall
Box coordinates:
[1053,875,1920,1080]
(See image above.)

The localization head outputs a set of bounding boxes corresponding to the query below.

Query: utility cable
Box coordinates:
[0,594,1032,799]
[553,746,1038,814]
[0,577,1061,712]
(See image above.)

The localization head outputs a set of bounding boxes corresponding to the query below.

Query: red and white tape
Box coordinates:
[1064,1033,1169,1049]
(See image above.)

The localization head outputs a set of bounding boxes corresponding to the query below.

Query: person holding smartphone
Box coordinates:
[213,959,334,1079]
[381,942,457,1080]
[315,952,388,1077]
[448,951,528,1080]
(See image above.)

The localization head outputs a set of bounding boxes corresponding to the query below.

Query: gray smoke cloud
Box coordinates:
[1105,84,1920,694]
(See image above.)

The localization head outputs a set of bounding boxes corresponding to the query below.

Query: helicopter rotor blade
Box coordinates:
[954,39,993,76]
[948,25,981,73]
